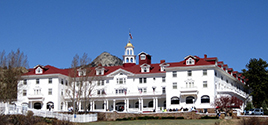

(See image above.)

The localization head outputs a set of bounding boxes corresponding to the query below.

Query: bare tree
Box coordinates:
[0,49,28,103]
[212,96,243,116]
[66,53,96,113]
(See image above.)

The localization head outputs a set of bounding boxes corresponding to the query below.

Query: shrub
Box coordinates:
[175,117,184,119]
[200,115,218,119]
[161,116,175,119]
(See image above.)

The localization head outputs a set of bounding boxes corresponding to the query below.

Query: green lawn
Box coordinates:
[79,119,223,125]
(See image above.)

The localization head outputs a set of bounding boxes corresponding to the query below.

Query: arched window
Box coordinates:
[201,95,210,103]
[126,58,129,63]
[130,58,133,63]
[47,101,54,109]
[171,96,180,104]
[34,102,42,109]
[186,96,195,104]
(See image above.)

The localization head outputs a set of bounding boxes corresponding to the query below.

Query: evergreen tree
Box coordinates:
[242,58,268,107]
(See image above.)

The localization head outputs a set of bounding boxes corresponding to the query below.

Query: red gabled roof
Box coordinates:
[23,65,69,76]
[168,56,217,67]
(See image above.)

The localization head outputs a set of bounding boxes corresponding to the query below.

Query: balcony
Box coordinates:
[180,86,198,96]
[27,94,45,101]
[217,86,248,99]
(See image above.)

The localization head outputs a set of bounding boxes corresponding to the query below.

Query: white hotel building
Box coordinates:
[16,41,250,113]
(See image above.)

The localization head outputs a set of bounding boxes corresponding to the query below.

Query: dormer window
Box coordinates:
[96,69,104,75]
[35,67,43,74]
[140,55,146,60]
[141,64,150,73]
[186,58,195,65]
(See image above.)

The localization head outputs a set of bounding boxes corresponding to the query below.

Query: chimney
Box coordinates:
[204,54,207,58]
[160,60,165,64]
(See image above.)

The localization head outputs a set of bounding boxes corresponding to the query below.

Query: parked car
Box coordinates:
[246,108,264,115]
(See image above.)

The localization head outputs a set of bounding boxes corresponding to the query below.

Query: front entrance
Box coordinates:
[34,102,42,109]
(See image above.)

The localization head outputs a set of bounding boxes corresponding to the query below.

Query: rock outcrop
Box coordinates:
[91,52,123,67]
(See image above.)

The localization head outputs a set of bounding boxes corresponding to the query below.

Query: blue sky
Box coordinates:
[1,0,267,72]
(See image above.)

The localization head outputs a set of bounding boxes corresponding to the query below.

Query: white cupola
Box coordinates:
[123,41,136,64]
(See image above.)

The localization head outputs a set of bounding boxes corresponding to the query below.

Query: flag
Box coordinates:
[129,32,133,39]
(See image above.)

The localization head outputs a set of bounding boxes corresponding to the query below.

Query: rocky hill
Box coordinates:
[91,52,123,67]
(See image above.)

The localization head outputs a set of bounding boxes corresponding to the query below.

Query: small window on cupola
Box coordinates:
[186,58,195,65]
[140,55,146,60]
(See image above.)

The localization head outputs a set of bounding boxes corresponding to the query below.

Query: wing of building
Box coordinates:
[17,41,251,113]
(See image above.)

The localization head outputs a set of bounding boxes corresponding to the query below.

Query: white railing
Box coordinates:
[0,103,97,123]
[28,108,97,123]
[0,103,27,115]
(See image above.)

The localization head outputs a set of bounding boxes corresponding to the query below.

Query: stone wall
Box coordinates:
[94,111,217,121]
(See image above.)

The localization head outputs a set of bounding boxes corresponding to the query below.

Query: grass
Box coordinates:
[79,119,222,125]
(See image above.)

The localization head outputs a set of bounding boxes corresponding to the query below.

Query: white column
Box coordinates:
[124,99,126,112]
[103,100,106,111]
[141,98,143,112]
[92,101,95,111]
[79,101,81,111]
[106,100,109,111]
[155,97,158,111]
[138,98,141,111]
[113,99,116,111]
[90,101,93,111]
[153,98,155,110]
[127,98,129,112]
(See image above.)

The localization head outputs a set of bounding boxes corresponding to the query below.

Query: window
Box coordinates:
[201,95,210,103]
[215,71,217,76]
[48,78,52,84]
[226,80,228,83]
[221,76,223,80]
[48,88,52,95]
[144,68,147,72]
[140,55,146,60]
[34,89,41,95]
[116,89,127,94]
[36,79,39,84]
[186,96,195,104]
[172,71,177,77]
[23,79,27,85]
[138,88,146,94]
[61,89,63,96]
[117,78,125,84]
[98,80,105,86]
[186,81,194,88]
[139,78,147,84]
[162,87,166,94]
[23,90,27,96]
[65,80,68,86]
[187,70,192,76]
[173,82,177,89]
[61,79,64,85]
[203,81,207,88]
[143,88,147,93]
[171,96,180,104]
[203,70,207,76]
[162,77,166,83]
